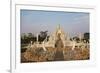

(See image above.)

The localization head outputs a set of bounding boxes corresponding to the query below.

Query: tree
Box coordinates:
[39,30,48,42]
[21,33,28,44]
[83,33,89,43]
[28,33,33,38]
[27,33,37,43]
[73,36,80,43]
[40,31,48,38]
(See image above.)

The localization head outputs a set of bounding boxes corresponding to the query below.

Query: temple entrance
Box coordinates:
[54,33,64,61]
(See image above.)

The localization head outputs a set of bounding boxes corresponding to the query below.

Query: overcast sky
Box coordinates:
[20,10,89,37]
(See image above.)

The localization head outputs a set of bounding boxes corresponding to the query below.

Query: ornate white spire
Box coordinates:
[56,24,64,35]
[57,24,61,30]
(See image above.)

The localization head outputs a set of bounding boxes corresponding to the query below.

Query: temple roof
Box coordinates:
[56,24,64,35]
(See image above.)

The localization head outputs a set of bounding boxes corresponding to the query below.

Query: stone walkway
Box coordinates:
[54,50,64,61]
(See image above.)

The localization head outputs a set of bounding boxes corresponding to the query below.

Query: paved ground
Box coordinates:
[54,50,64,61]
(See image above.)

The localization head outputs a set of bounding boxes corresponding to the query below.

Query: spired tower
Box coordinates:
[44,24,70,48]
[54,24,69,48]
[54,24,65,60]
[55,24,64,48]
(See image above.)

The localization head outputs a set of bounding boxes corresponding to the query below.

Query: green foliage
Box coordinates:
[21,30,48,44]
[83,33,89,43]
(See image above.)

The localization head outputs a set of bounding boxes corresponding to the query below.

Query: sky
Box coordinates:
[20,10,89,37]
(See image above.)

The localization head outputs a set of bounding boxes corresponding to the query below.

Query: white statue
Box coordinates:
[72,40,76,50]
[42,41,47,51]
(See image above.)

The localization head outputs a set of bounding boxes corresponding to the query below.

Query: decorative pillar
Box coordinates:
[36,33,39,48]
[79,33,82,42]
[72,40,75,51]
[37,33,38,43]
[42,41,46,51]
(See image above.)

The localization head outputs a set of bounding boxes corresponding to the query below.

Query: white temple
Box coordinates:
[26,24,89,51]
[22,24,90,62]
[42,24,70,48]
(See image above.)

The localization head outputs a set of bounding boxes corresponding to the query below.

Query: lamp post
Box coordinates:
[36,33,39,47]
